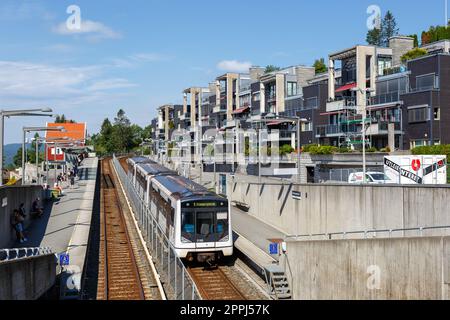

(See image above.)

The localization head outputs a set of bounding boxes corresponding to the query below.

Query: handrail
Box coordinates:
[285,225,450,241]
[0,247,53,262]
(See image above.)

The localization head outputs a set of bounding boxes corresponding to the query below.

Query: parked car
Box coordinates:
[348,172,395,184]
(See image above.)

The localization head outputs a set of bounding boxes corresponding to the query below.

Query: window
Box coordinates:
[416,74,436,91]
[408,106,429,123]
[287,82,298,97]
[301,122,312,132]
[434,108,440,120]
[253,92,260,102]
[305,97,318,109]
[410,139,429,149]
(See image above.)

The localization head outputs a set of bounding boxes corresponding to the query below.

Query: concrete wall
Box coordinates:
[286,236,450,300]
[0,186,43,248]
[227,175,450,237]
[0,254,57,300]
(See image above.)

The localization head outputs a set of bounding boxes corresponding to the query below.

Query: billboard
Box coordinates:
[384,155,447,185]
[47,146,65,162]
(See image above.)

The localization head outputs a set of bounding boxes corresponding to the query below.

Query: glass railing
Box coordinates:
[315,124,359,137]
[369,91,405,105]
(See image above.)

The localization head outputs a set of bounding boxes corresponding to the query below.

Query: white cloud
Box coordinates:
[87,78,137,91]
[217,60,252,73]
[0,60,136,101]
[130,53,171,62]
[53,20,122,40]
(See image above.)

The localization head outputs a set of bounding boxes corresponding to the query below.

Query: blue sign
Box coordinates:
[59,253,70,266]
[269,243,279,255]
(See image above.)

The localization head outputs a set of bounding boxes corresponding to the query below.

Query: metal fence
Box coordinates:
[0,247,53,262]
[111,156,202,300]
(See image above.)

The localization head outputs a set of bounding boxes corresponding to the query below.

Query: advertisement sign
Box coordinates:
[384,155,447,185]
[47,146,65,162]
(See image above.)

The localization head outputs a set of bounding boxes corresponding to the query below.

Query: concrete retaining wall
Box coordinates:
[0,254,57,300]
[228,175,450,237]
[285,236,450,300]
[0,186,43,248]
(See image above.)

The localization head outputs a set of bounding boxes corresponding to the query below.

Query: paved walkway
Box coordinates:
[18,158,98,259]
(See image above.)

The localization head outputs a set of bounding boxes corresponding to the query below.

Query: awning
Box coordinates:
[233,106,250,114]
[267,120,284,126]
[335,82,356,93]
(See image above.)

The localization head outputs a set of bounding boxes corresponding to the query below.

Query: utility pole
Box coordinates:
[446,0,449,26]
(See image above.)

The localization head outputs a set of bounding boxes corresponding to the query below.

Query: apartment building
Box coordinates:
[150,36,450,154]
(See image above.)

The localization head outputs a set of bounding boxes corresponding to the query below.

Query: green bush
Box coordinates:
[367,147,378,153]
[280,144,295,156]
[338,147,351,153]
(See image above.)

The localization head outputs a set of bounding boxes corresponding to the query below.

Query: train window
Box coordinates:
[181,211,195,243]
[216,212,229,242]
[196,212,216,243]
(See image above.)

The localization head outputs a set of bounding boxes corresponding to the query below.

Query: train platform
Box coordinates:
[16,158,98,280]
[231,207,286,268]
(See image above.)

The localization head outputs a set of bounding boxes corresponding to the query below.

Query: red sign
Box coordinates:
[46,146,65,162]
[411,159,421,172]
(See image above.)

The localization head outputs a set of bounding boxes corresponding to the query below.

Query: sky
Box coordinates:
[0,0,448,143]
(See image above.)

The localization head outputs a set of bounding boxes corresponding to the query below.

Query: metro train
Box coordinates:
[126,157,233,263]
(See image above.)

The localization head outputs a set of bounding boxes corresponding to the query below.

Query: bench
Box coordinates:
[231,201,250,212]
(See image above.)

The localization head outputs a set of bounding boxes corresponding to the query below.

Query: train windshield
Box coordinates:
[181,208,229,244]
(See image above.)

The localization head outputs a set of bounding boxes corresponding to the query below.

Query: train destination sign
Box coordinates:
[182,201,228,208]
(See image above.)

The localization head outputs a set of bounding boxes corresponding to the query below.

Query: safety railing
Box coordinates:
[0,247,53,262]
[285,225,450,241]
[112,155,202,300]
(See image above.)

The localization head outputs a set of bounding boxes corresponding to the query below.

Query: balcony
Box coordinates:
[369,91,404,106]
[213,105,226,113]
[315,124,359,138]
[366,122,402,135]
[326,97,356,112]
[268,130,294,142]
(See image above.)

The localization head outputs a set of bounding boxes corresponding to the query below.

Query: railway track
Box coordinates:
[97,159,146,300]
[188,267,246,300]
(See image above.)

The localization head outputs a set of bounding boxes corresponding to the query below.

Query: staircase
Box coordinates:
[264,265,292,300]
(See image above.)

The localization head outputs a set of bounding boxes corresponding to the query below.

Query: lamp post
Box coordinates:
[0,108,53,186]
[45,137,75,186]
[22,127,64,185]
[351,87,375,184]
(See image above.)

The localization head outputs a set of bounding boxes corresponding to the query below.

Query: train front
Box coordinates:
[176,197,233,264]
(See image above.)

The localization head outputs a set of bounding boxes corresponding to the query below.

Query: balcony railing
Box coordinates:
[369,91,405,106]
[326,97,357,112]
[367,121,402,135]
[315,124,359,137]
[213,105,226,113]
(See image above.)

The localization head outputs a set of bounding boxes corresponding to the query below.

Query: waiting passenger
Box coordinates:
[13,209,27,243]
[32,198,43,218]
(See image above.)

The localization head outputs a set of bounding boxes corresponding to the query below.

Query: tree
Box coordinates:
[313,58,327,74]
[381,11,399,46]
[366,27,382,46]
[366,10,399,47]
[28,133,45,164]
[264,65,281,74]
[112,109,134,153]
[408,34,419,47]
[401,48,428,63]
[13,147,30,168]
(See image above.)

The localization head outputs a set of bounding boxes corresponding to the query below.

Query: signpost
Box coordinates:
[59,253,70,267]
[292,191,302,201]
